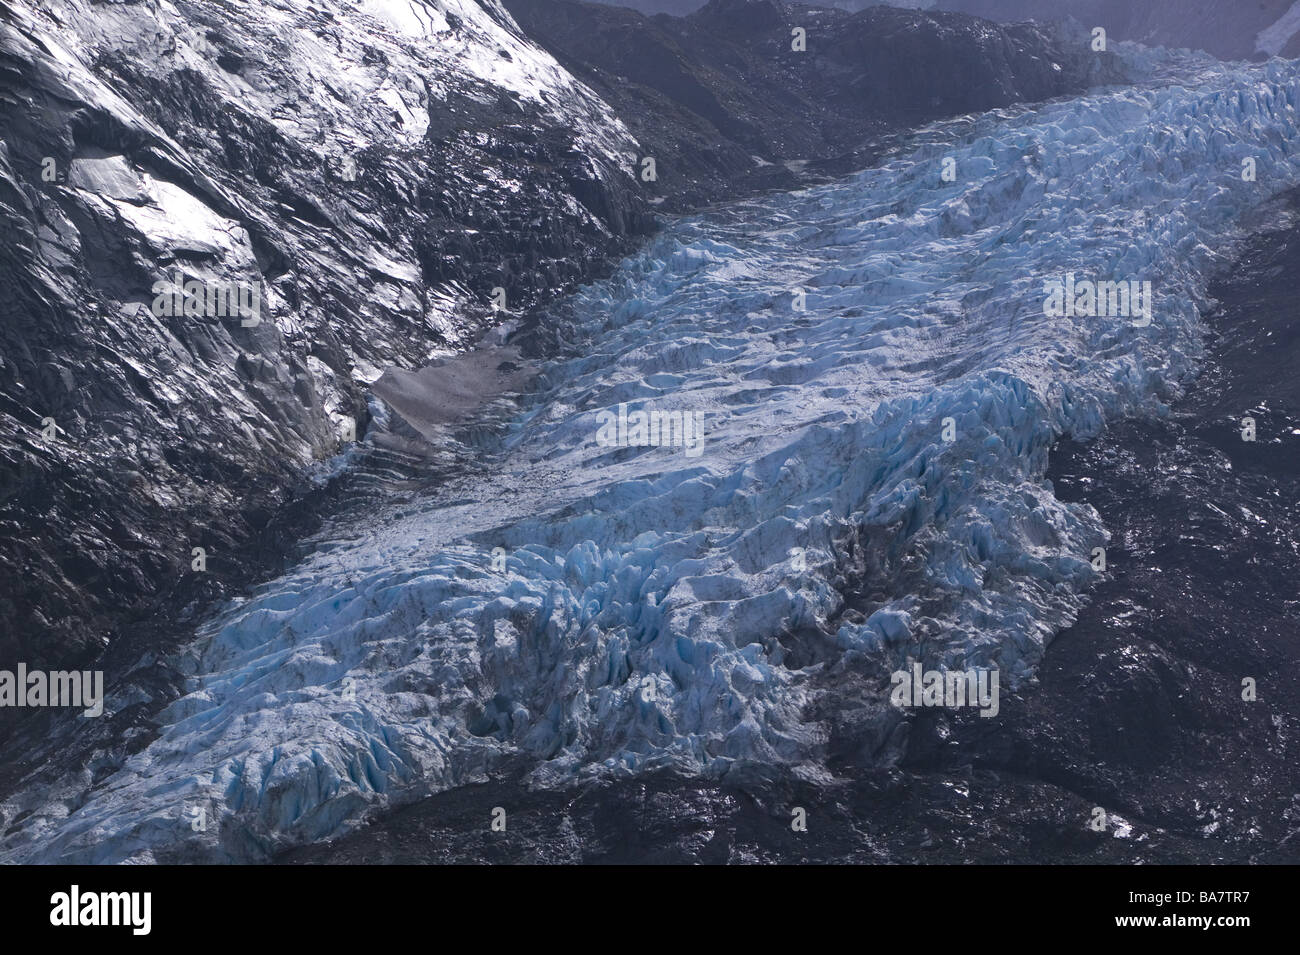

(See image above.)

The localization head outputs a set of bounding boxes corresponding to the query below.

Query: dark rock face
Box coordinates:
[584,0,1300,63]
[930,0,1300,61]
[504,0,1126,208]
[0,0,651,695]
[582,0,708,16]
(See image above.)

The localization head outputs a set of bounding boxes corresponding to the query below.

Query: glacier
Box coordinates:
[4,47,1300,863]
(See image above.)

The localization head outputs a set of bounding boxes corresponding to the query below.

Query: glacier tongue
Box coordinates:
[8,49,1300,863]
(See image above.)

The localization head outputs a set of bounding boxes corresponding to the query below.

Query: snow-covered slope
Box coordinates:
[4,45,1297,862]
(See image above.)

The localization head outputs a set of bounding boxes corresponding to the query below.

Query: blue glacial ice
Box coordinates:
[6,49,1300,862]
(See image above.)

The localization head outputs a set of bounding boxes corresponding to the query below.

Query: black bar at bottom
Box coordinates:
[0,863,1285,941]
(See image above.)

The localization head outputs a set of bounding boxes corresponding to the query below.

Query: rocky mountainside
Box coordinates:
[929,0,1300,61]
[582,0,1300,62]
[504,0,1125,207]
[0,0,651,692]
